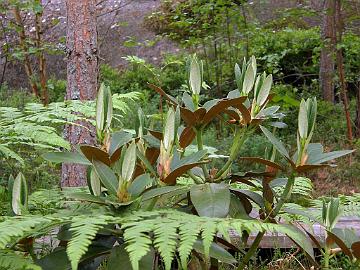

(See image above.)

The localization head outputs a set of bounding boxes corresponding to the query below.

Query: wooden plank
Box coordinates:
[227,216,360,248]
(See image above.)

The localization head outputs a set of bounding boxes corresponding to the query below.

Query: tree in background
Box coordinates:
[61,0,98,187]
[320,0,336,103]
[0,0,53,104]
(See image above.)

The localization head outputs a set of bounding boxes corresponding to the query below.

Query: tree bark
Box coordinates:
[356,82,360,138]
[34,11,48,105]
[334,0,353,144]
[319,0,336,103]
[12,7,40,97]
[62,0,98,187]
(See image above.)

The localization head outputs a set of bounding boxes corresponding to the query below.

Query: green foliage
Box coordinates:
[0,250,41,270]
[0,209,314,270]
[0,55,356,270]
[67,216,110,270]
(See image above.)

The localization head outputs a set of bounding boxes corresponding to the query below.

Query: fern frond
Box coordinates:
[0,90,141,163]
[273,177,313,198]
[122,219,154,270]
[178,222,201,270]
[67,215,111,270]
[0,216,53,248]
[112,92,143,115]
[0,145,24,165]
[0,250,40,270]
[153,221,178,270]
[200,221,217,259]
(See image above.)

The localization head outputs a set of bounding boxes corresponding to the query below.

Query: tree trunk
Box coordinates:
[34,11,49,105]
[62,0,98,187]
[319,0,335,103]
[12,7,40,97]
[334,0,353,145]
[356,82,360,138]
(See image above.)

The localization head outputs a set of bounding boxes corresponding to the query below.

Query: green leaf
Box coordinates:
[173,149,207,170]
[230,188,265,209]
[136,149,157,175]
[107,245,154,270]
[128,174,153,198]
[242,62,255,95]
[141,186,189,201]
[89,168,101,196]
[190,183,230,218]
[121,141,137,181]
[256,74,272,106]
[189,55,202,95]
[229,194,252,219]
[12,172,28,215]
[193,240,236,265]
[92,160,118,195]
[234,63,242,91]
[42,152,91,165]
[307,149,354,165]
[36,246,111,270]
[109,131,133,156]
[164,108,176,151]
[182,92,195,111]
[280,224,315,262]
[306,98,317,137]
[96,84,106,133]
[298,99,308,139]
[66,192,106,204]
[260,125,290,160]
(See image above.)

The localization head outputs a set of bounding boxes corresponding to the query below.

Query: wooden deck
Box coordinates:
[229,216,360,248]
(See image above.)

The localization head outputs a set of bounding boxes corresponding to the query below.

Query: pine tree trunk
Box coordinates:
[61,0,98,187]
[319,0,336,103]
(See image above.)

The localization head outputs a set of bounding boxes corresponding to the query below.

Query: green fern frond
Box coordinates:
[120,210,314,267]
[0,216,53,248]
[0,90,141,163]
[178,222,201,270]
[273,177,313,198]
[200,221,217,259]
[67,215,111,270]
[0,145,24,165]
[112,92,143,115]
[0,250,40,270]
[122,219,154,270]
[153,221,178,270]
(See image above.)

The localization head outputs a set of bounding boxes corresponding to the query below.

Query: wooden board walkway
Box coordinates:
[229,216,360,248]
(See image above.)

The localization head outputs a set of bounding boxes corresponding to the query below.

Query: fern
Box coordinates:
[178,222,201,270]
[0,209,314,270]
[153,221,178,270]
[272,177,313,198]
[0,91,141,164]
[0,145,24,165]
[122,219,155,270]
[119,210,313,269]
[67,215,111,270]
[0,216,54,248]
[0,250,40,270]
[112,92,144,115]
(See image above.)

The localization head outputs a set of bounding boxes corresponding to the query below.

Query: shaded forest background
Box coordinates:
[0,0,360,196]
